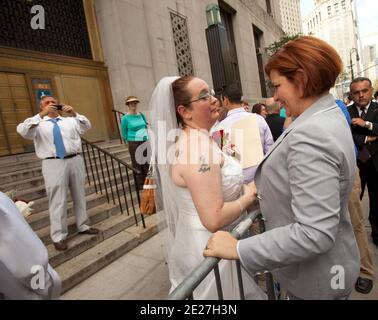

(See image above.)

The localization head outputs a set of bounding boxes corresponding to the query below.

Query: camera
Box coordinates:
[54,104,63,111]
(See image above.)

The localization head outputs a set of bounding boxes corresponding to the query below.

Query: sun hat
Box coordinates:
[125,96,140,105]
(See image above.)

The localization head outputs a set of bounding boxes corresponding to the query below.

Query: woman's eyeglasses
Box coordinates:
[185,89,216,105]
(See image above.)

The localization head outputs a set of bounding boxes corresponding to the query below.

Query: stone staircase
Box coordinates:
[0,140,159,293]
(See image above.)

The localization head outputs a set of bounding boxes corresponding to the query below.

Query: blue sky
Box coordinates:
[300,0,378,47]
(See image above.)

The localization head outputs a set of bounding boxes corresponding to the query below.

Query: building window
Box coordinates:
[328,6,332,16]
[253,25,267,97]
[319,12,321,21]
[266,0,272,15]
[0,0,92,59]
[334,3,339,13]
[170,11,194,76]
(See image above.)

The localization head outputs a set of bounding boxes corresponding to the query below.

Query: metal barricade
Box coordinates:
[167,210,277,300]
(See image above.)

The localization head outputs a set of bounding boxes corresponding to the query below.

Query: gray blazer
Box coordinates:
[238,94,360,299]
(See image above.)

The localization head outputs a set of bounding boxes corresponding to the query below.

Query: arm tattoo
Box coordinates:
[198,156,210,173]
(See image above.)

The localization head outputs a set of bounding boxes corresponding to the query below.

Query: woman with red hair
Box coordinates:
[205,36,360,300]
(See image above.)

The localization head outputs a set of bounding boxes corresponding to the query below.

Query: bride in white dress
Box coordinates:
[149,76,265,300]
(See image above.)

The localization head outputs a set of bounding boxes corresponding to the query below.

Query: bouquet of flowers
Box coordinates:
[4,189,34,218]
[212,128,240,160]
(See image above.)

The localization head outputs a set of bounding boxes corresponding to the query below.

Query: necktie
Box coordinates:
[360,107,367,120]
[357,107,370,163]
[49,118,66,159]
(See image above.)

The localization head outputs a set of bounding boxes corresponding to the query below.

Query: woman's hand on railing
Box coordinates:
[241,181,260,211]
[203,231,239,260]
[243,182,257,203]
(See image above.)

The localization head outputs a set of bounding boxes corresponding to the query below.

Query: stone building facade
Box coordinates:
[0,0,115,156]
[0,0,284,156]
[94,0,284,116]
[278,0,303,35]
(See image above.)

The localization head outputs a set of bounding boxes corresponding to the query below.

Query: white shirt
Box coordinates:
[16,113,91,159]
[217,108,274,182]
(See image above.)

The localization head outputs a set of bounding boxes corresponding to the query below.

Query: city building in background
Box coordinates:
[279,0,303,35]
[363,44,378,82]
[362,35,378,85]
[94,0,284,115]
[0,0,284,156]
[303,0,361,99]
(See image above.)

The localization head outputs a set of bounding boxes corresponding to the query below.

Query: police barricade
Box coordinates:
[166,210,278,300]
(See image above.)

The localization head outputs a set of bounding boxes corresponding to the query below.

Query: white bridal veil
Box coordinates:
[149,76,180,257]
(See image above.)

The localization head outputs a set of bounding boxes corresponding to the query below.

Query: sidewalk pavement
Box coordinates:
[61,231,170,300]
[62,195,378,300]
[350,194,378,300]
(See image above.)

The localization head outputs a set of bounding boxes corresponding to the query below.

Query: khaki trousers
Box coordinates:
[348,173,374,280]
[42,155,90,243]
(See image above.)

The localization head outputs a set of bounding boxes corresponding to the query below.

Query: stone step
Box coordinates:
[27,176,140,232]
[27,192,110,231]
[0,158,42,176]
[82,146,129,163]
[23,183,102,212]
[90,143,127,154]
[56,214,159,293]
[0,175,46,195]
[0,151,132,188]
[0,139,123,166]
[0,151,38,166]
[47,206,145,268]
[0,156,131,186]
[37,202,117,246]
[0,166,44,187]
[94,140,125,149]
[22,165,139,215]
[8,157,133,202]
[37,193,140,246]
[0,140,129,177]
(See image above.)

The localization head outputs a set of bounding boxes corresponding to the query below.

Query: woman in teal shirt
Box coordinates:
[121,96,149,190]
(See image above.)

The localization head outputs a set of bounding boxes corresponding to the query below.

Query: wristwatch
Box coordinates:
[365,121,372,129]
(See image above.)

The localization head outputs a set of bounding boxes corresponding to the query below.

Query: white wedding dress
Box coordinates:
[168,153,266,300]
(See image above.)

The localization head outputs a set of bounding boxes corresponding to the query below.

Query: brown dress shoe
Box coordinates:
[53,240,67,251]
[78,227,100,235]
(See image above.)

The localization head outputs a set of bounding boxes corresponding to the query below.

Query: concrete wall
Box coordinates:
[94,0,284,118]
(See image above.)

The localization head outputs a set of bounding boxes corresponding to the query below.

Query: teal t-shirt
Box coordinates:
[121,113,148,142]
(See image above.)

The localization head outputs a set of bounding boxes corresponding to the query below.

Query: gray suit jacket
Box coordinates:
[238,94,360,299]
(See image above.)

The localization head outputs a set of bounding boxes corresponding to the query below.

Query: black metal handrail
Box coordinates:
[111,109,126,144]
[167,210,276,300]
[81,137,145,228]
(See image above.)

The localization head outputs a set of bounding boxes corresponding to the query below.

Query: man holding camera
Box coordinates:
[17,95,99,251]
